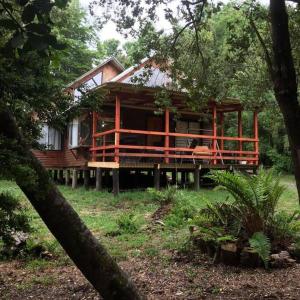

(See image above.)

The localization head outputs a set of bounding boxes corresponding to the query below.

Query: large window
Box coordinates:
[68,115,92,148]
[38,125,62,150]
[73,72,103,102]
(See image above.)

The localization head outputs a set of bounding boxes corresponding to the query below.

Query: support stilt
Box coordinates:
[72,169,78,189]
[194,167,200,191]
[154,166,160,190]
[65,169,70,186]
[84,169,90,190]
[96,168,102,191]
[112,169,119,197]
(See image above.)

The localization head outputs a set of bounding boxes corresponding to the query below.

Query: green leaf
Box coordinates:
[55,0,69,9]
[249,232,271,268]
[26,23,51,34]
[10,32,25,48]
[46,34,66,50]
[22,5,36,23]
[27,33,48,50]
[0,19,19,30]
[33,0,54,14]
[16,0,29,6]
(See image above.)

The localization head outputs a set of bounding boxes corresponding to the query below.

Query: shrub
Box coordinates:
[205,168,286,237]
[116,212,139,234]
[147,186,178,206]
[0,192,31,258]
[165,197,197,228]
[190,168,299,267]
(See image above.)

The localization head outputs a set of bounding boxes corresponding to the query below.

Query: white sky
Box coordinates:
[79,0,270,42]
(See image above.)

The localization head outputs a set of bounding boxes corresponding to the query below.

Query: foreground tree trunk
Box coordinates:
[269,0,300,203]
[0,110,143,300]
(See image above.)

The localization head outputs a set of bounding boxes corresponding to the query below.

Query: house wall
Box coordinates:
[33,132,89,169]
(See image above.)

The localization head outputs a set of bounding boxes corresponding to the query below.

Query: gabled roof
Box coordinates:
[66,56,124,89]
[110,57,172,88]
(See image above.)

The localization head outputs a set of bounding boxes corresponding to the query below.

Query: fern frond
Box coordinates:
[249,232,271,268]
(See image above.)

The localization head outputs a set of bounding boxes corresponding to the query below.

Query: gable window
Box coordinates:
[38,125,62,150]
[73,72,103,102]
[68,115,92,148]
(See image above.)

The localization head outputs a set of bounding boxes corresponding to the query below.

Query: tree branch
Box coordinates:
[249,17,274,79]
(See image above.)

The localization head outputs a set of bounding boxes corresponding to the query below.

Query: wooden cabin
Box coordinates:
[32,57,259,194]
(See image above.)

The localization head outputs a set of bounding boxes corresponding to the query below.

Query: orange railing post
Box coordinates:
[164,108,170,163]
[92,112,97,161]
[115,95,121,163]
[253,110,259,165]
[220,112,224,151]
[212,104,217,164]
[238,110,243,153]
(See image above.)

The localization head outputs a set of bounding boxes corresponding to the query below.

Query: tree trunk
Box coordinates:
[0,110,143,300]
[269,0,300,203]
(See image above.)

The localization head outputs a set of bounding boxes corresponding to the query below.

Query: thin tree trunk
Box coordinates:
[0,109,143,300]
[269,0,300,203]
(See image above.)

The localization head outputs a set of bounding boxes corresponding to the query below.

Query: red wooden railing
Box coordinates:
[90,128,259,165]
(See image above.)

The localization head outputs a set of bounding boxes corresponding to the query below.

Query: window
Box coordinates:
[73,72,103,101]
[68,118,79,148]
[38,125,61,150]
[68,115,91,148]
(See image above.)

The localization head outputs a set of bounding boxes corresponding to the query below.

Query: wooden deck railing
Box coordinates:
[90,128,259,165]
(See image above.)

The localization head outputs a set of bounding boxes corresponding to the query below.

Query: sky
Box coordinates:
[79,0,270,42]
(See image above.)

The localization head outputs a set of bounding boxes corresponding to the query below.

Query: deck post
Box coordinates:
[212,103,217,165]
[164,108,170,163]
[83,169,90,190]
[65,169,70,186]
[238,110,243,153]
[53,169,58,182]
[154,165,160,190]
[172,171,176,185]
[181,171,186,186]
[59,169,64,183]
[92,112,97,162]
[220,113,224,151]
[253,111,259,165]
[115,95,121,163]
[112,169,119,196]
[194,166,200,191]
[72,169,78,189]
[95,168,102,191]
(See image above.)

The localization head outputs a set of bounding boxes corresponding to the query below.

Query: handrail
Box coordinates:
[91,127,259,165]
[90,144,258,155]
[94,128,258,142]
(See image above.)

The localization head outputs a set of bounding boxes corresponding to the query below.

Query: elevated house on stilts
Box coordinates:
[33,57,259,195]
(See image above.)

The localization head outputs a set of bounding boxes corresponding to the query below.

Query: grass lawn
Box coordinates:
[1,174,300,299]
[0,173,298,262]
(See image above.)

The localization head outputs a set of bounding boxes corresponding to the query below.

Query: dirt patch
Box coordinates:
[2,255,300,299]
[152,203,173,221]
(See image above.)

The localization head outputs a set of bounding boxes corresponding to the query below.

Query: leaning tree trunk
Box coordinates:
[0,109,143,300]
[269,0,300,203]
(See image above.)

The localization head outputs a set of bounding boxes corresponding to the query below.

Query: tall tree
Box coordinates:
[0,0,143,298]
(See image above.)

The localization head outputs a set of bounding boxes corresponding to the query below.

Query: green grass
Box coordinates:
[0,174,298,263]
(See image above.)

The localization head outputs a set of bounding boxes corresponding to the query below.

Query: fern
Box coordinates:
[206,168,286,236]
[249,232,271,268]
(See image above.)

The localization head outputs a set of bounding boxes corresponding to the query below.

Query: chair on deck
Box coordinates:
[192,145,213,164]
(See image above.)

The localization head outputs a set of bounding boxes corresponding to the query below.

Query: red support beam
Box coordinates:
[253,111,259,165]
[212,104,217,164]
[164,108,170,163]
[238,110,243,152]
[220,113,224,151]
[92,112,97,161]
[115,95,121,163]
